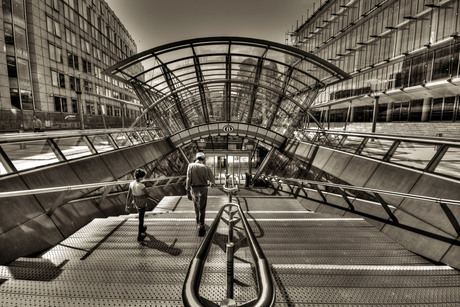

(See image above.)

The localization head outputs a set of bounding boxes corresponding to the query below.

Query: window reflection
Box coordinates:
[55,137,93,160]
[1,140,60,171]
[391,141,434,169]
[435,146,460,178]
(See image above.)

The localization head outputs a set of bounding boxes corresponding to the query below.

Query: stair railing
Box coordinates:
[182,185,275,307]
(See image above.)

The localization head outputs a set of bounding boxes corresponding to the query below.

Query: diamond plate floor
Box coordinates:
[1,190,460,306]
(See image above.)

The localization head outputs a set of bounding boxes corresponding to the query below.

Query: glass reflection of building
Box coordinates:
[1,0,143,132]
[289,0,460,137]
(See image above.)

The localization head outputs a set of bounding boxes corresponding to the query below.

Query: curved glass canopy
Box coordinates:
[104,37,350,138]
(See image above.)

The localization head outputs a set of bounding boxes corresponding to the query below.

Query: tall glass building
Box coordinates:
[289,0,460,137]
[0,0,143,132]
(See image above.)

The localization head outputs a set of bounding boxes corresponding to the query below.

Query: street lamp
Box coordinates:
[368,79,386,133]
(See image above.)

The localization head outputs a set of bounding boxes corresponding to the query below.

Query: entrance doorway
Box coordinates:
[205,153,251,186]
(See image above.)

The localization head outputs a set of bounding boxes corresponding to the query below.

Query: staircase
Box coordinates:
[1,190,460,306]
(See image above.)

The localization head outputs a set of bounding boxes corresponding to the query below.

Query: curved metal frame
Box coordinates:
[103,37,350,137]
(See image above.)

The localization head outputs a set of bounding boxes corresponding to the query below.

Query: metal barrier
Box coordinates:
[182,186,275,307]
[294,129,460,179]
[0,127,164,175]
[0,176,185,217]
[262,175,460,237]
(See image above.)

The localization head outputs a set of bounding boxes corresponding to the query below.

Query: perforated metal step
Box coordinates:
[1,195,460,306]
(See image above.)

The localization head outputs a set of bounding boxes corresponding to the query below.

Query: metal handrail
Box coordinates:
[0,127,163,144]
[182,203,275,307]
[263,176,460,206]
[0,176,186,199]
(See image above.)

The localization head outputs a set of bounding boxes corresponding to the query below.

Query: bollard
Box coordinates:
[226,242,235,299]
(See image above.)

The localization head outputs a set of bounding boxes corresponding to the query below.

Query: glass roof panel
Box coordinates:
[104,37,350,137]
[193,44,229,55]
[156,47,194,64]
[198,55,226,64]
[230,44,267,57]
[266,48,300,66]
[166,58,195,72]
[139,58,160,76]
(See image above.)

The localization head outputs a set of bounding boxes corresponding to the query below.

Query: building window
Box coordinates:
[49,43,63,63]
[14,25,27,52]
[51,70,65,88]
[80,37,91,54]
[4,23,14,45]
[71,98,78,113]
[63,3,75,23]
[83,80,93,92]
[95,83,102,94]
[46,16,61,37]
[69,76,81,91]
[54,96,67,112]
[7,56,17,78]
[86,101,96,115]
[94,65,102,79]
[79,15,88,32]
[68,52,79,70]
[65,27,77,46]
[10,89,21,109]
[12,0,24,19]
[93,46,101,60]
[48,0,59,11]
[107,105,113,116]
[21,89,33,110]
[82,59,92,74]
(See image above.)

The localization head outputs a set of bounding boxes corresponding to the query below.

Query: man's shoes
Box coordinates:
[137,232,146,242]
[198,226,206,237]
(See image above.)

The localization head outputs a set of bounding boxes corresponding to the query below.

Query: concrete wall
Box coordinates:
[279,140,460,269]
[0,139,180,264]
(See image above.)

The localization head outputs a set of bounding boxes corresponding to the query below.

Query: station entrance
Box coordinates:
[204,152,252,186]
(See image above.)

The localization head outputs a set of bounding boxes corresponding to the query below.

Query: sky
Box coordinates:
[105,0,318,52]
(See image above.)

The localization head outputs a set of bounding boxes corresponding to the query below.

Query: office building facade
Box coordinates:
[289,0,460,137]
[0,0,143,132]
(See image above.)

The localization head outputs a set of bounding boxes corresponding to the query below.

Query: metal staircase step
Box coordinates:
[1,195,460,306]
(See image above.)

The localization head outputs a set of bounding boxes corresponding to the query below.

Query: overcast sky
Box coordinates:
[105,0,318,52]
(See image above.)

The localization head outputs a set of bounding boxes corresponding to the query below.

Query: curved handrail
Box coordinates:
[182,203,275,307]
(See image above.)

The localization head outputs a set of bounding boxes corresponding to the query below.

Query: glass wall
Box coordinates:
[293,0,460,110]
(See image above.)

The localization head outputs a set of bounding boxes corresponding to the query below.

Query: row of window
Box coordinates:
[296,0,457,71]
[52,94,141,118]
[310,96,460,124]
[47,0,135,60]
[49,69,133,102]
[317,40,460,105]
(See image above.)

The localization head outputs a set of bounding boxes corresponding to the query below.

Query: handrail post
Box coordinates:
[226,242,235,300]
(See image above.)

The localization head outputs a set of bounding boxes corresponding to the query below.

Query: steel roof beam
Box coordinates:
[267,66,295,129]
[191,47,210,124]
[225,45,232,122]
[247,54,266,124]
[161,65,190,129]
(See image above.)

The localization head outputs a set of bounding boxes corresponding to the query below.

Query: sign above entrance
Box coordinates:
[222,124,234,133]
